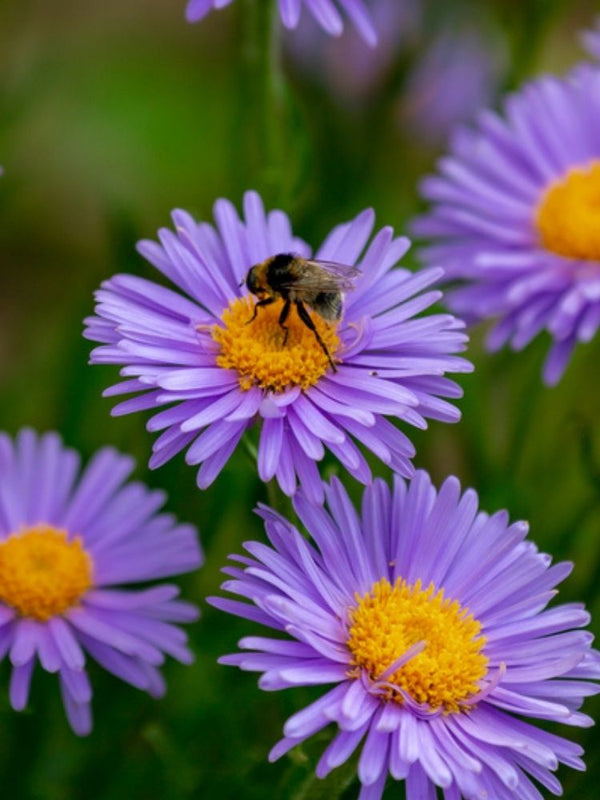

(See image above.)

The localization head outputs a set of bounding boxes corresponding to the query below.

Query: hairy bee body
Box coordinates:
[244,253,360,371]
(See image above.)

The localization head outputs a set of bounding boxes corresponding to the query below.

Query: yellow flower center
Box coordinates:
[536,160,600,259]
[347,577,488,713]
[212,296,340,393]
[0,525,93,620]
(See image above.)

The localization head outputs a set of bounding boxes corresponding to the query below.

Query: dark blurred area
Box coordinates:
[1,1,600,798]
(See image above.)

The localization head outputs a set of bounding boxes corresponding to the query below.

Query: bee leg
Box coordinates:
[295,301,337,372]
[246,296,275,324]
[278,299,291,346]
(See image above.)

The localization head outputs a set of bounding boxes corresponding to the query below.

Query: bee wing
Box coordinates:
[310,260,362,288]
[278,259,361,294]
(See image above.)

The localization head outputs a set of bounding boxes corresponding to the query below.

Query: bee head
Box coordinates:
[246,266,261,296]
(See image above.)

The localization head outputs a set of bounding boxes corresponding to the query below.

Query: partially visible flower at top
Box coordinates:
[85,191,471,502]
[413,66,600,384]
[0,429,202,735]
[398,26,504,148]
[580,17,600,60]
[185,0,378,46]
[285,0,419,103]
[211,472,600,800]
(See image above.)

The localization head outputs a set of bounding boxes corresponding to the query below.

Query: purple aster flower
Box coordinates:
[413,67,600,385]
[185,0,378,46]
[0,429,202,735]
[399,27,504,148]
[210,471,600,800]
[84,191,471,503]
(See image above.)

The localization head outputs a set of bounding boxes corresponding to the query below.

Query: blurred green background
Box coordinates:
[1,0,600,797]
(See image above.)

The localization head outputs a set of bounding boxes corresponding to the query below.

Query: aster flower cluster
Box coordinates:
[2,4,600,800]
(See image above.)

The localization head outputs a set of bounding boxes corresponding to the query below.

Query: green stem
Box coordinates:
[241,430,259,465]
[290,755,359,800]
[241,0,287,199]
[502,0,564,88]
[241,431,291,515]
[265,477,282,512]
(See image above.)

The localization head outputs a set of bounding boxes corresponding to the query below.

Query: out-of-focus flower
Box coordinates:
[580,17,600,60]
[85,191,471,502]
[185,0,378,46]
[0,429,202,735]
[211,472,600,800]
[414,67,600,384]
[399,27,504,147]
[286,3,502,143]
[285,0,420,103]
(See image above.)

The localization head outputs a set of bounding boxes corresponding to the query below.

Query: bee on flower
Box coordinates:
[85,191,472,501]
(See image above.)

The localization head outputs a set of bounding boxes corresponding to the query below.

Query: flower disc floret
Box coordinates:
[213,296,339,392]
[347,577,488,713]
[0,526,92,620]
[415,68,600,385]
[536,161,600,259]
[0,429,202,736]
[85,191,472,501]
[211,472,600,800]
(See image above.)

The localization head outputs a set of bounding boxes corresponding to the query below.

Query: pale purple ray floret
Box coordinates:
[211,471,600,800]
[85,191,472,501]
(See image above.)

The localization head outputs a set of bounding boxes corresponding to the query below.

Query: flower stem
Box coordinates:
[241,430,259,465]
[241,0,287,199]
[501,0,563,87]
[290,755,359,800]
[265,477,283,512]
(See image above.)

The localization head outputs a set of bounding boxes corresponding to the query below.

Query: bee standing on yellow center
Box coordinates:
[213,296,341,393]
[244,253,361,372]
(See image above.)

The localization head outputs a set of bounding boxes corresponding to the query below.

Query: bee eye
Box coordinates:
[246,270,257,293]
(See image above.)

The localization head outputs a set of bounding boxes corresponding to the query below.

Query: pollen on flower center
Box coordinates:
[347,577,488,713]
[212,296,340,393]
[0,525,93,620]
[536,160,600,259]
